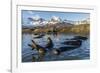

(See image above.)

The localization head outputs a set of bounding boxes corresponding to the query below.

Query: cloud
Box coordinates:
[27,11,35,15]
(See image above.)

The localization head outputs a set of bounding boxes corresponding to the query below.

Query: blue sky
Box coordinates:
[22,10,90,25]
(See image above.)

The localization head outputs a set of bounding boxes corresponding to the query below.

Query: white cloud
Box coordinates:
[27,11,35,15]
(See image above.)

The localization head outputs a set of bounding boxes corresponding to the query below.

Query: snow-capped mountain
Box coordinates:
[74,18,90,25]
[63,20,75,25]
[23,16,74,28]
[51,16,61,22]
[28,17,48,26]
[47,16,62,25]
[28,16,62,26]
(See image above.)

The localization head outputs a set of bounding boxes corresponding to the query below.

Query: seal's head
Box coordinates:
[38,48,46,55]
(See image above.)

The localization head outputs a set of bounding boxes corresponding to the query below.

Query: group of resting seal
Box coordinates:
[28,36,88,61]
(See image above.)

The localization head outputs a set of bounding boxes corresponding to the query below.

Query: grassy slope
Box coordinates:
[22,24,90,35]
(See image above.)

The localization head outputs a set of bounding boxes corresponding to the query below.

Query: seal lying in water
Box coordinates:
[28,37,54,54]
[45,37,54,49]
[71,36,88,40]
[52,45,80,55]
[61,40,82,46]
[28,40,46,55]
